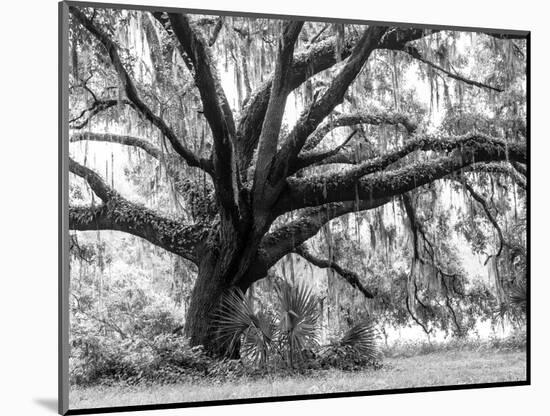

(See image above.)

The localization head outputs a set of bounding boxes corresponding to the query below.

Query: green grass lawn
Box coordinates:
[69,349,526,410]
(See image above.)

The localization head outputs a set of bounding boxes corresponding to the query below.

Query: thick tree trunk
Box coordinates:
[183,241,260,356]
[184,251,228,353]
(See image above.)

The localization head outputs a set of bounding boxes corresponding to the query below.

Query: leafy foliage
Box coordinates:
[383,329,526,358]
[276,281,320,366]
[70,333,212,385]
[212,281,386,373]
[213,281,320,368]
[213,288,275,365]
[509,281,527,312]
[315,345,382,371]
[341,320,381,361]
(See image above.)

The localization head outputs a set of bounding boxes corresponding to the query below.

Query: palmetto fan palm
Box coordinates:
[341,320,381,361]
[213,282,320,368]
[212,288,274,365]
[241,310,277,365]
[493,280,527,325]
[275,281,320,366]
[509,281,527,313]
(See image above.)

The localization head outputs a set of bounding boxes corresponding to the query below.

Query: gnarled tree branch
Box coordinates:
[69,157,116,201]
[460,179,505,257]
[69,203,203,263]
[236,197,389,290]
[252,21,304,214]
[302,110,417,152]
[69,158,204,262]
[70,132,164,160]
[260,198,390,268]
[277,134,527,213]
[208,16,225,46]
[294,244,375,298]
[236,27,434,174]
[293,130,358,174]
[69,99,137,130]
[69,6,211,172]
[168,13,240,226]
[395,44,504,92]
[271,27,388,185]
[469,162,527,189]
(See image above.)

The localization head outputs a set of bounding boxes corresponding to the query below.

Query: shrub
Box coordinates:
[70,334,213,386]
[212,289,275,366]
[311,345,381,371]
[212,281,320,368]
[308,320,382,371]
[206,359,247,381]
[340,320,381,362]
[488,330,527,351]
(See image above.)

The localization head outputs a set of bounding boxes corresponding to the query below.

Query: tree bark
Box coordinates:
[184,240,265,355]
[184,250,229,352]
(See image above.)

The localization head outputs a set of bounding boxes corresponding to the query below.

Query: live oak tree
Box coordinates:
[67,6,528,353]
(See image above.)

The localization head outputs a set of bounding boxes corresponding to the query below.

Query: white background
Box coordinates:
[0,0,547,415]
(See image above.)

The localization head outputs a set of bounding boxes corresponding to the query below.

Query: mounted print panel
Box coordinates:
[59,1,529,414]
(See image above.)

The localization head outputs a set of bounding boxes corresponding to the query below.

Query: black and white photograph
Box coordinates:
[60,1,528,413]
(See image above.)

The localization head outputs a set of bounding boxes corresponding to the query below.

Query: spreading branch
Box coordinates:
[293,130,358,174]
[69,158,203,262]
[398,194,438,337]
[260,198,390,268]
[69,132,216,217]
[168,13,240,225]
[70,132,164,160]
[294,245,375,298]
[302,111,417,152]
[235,197,390,289]
[277,134,526,213]
[236,27,434,173]
[252,21,304,214]
[271,27,388,185]
[69,157,116,201]
[396,44,504,92]
[69,99,137,130]
[69,204,203,263]
[469,162,527,189]
[168,14,236,140]
[69,6,211,172]
[208,16,225,46]
[297,149,530,187]
[460,179,505,257]
[297,147,373,167]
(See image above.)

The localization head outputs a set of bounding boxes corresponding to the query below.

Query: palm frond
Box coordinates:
[509,281,527,312]
[241,311,276,365]
[493,280,527,325]
[212,288,274,365]
[341,320,381,361]
[276,281,320,361]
